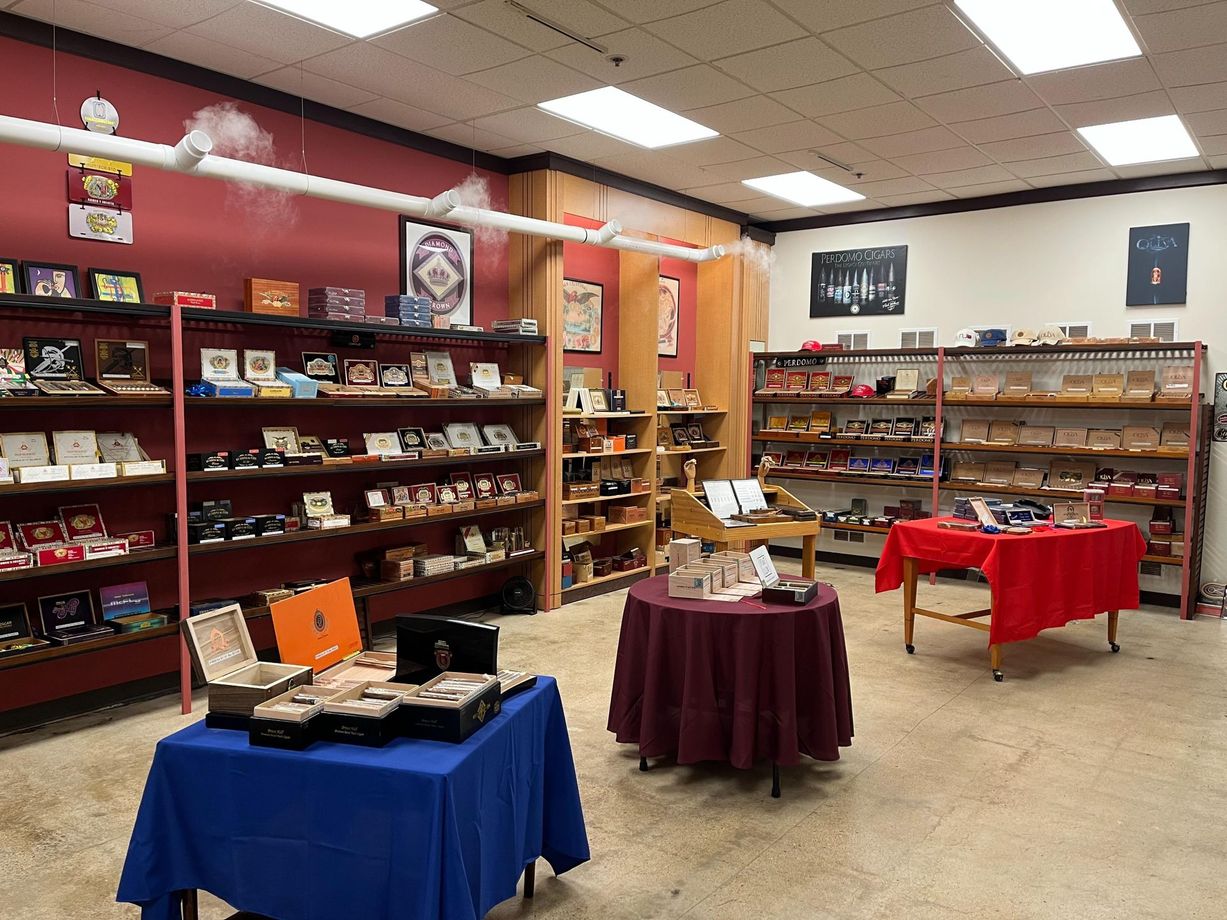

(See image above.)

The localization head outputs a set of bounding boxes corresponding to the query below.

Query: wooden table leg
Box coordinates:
[801,533,816,580]
[902,557,918,654]
[180,890,199,920]
[1108,610,1120,653]
[990,643,1003,682]
[523,860,536,899]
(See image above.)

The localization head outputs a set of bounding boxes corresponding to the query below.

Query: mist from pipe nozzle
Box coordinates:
[724,235,775,275]
[452,172,507,249]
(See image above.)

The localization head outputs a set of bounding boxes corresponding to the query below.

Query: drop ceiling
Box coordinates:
[5,0,1227,223]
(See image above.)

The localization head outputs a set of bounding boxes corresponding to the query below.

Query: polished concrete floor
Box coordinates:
[3,562,1226,919]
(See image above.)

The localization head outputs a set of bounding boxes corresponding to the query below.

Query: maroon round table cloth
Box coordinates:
[607,575,853,770]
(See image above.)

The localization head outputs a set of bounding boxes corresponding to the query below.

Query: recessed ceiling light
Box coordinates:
[954,0,1141,75]
[251,0,438,39]
[537,87,717,149]
[741,172,865,208]
[1077,114,1199,166]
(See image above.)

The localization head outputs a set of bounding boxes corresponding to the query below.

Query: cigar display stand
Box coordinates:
[668,486,820,579]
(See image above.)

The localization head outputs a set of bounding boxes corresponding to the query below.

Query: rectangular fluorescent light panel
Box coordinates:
[538,87,717,149]
[1077,115,1199,166]
[253,1,438,38]
[742,172,864,208]
[954,0,1140,74]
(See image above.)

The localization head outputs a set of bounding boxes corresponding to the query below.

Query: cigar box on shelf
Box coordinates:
[1054,374,1093,402]
[182,604,313,727]
[399,671,502,743]
[249,685,345,750]
[0,602,50,659]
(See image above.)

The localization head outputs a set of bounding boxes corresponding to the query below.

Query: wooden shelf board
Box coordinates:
[561,448,653,460]
[823,521,892,535]
[940,481,1184,507]
[941,442,1188,460]
[657,446,726,455]
[754,395,937,406]
[0,623,179,672]
[0,546,176,583]
[657,409,726,416]
[187,450,543,483]
[562,411,651,419]
[186,396,545,409]
[767,471,933,491]
[188,500,544,556]
[0,292,170,319]
[1141,554,1183,566]
[561,492,651,506]
[579,520,653,536]
[0,395,171,409]
[562,566,649,594]
[943,397,1193,411]
[755,434,931,448]
[0,472,175,495]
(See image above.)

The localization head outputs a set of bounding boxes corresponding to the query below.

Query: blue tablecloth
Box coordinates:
[117,677,588,920]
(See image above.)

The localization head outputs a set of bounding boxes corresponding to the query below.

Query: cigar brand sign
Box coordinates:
[810,245,907,317]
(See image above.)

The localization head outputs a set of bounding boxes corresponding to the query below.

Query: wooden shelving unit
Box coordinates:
[0,472,176,495]
[751,342,1209,618]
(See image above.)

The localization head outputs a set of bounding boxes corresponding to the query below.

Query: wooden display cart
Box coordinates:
[669,486,820,579]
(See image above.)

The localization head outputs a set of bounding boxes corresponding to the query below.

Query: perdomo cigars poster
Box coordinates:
[810,245,907,317]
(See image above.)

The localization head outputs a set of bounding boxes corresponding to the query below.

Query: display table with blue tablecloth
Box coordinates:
[117,676,588,920]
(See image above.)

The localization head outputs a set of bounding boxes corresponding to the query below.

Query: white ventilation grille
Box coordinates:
[1057,322,1092,338]
[900,327,937,348]
[837,330,870,350]
[1130,319,1178,342]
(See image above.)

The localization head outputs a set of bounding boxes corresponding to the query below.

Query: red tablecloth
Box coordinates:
[607,575,853,769]
[876,518,1146,645]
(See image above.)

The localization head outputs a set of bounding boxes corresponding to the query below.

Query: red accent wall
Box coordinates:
[0,35,509,323]
[562,214,620,382]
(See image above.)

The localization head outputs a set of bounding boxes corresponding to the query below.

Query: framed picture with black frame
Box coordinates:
[88,267,145,303]
[22,261,79,299]
[399,217,473,326]
[0,257,21,294]
[658,274,680,357]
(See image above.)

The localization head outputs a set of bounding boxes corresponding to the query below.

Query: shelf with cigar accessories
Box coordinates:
[0,291,549,731]
[751,341,1210,618]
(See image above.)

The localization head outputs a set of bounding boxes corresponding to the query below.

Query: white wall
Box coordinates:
[768,184,1226,592]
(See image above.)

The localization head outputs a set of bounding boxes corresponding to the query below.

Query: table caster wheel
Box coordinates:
[993,670,1004,682]
[905,644,915,654]
[1110,642,1120,653]
[639,756,649,772]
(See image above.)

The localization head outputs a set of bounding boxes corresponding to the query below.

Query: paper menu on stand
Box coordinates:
[748,545,780,588]
[702,480,740,520]
[731,478,768,513]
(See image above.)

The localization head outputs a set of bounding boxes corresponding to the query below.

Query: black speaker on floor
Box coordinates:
[501,576,537,614]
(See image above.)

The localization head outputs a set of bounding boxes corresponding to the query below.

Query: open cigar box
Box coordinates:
[399,671,502,743]
[181,604,313,728]
[317,680,422,746]
[249,684,345,750]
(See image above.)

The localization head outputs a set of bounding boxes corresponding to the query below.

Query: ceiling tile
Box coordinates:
[770,73,901,118]
[1134,2,1227,53]
[874,46,1014,98]
[185,5,354,64]
[305,45,521,119]
[596,0,714,23]
[470,107,587,143]
[817,101,937,139]
[450,0,572,51]
[644,0,804,59]
[945,179,1032,197]
[255,67,379,110]
[822,6,980,70]
[952,108,1068,143]
[465,56,600,104]
[665,136,763,167]
[804,141,877,163]
[769,0,939,34]
[683,96,798,134]
[1198,134,1227,155]
[891,145,993,174]
[425,122,516,152]
[1187,108,1227,135]
[1208,154,1227,168]
[706,155,798,181]
[715,38,859,92]
[1008,152,1107,178]
[1169,81,1227,113]
[1112,157,1206,176]
[546,28,698,83]
[540,131,637,160]
[346,97,452,132]
[592,151,723,189]
[1024,168,1117,187]
[373,15,529,76]
[1053,91,1175,127]
[846,175,936,197]
[142,30,270,78]
[1152,42,1227,86]
[875,189,957,206]
[777,150,909,181]
[980,132,1089,162]
[1123,0,1213,13]
[859,126,966,157]
[915,80,1044,123]
[488,143,546,157]
[678,180,769,204]
[12,0,170,46]
[924,164,1018,189]
[816,199,886,214]
[730,120,843,154]
[727,193,805,213]
[79,0,240,28]
[622,65,756,111]
[506,0,630,37]
[1028,58,1163,105]
[750,205,822,220]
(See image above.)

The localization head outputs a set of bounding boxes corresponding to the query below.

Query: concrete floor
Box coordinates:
[3,562,1226,920]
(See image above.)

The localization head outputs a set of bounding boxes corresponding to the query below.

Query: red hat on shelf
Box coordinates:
[850,384,876,398]
[800,340,823,351]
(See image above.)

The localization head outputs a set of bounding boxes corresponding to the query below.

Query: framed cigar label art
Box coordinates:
[262,427,301,454]
[302,352,340,382]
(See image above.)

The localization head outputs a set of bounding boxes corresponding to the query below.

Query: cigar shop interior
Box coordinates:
[2,2,1226,918]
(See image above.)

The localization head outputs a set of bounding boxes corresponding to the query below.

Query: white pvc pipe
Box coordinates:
[0,114,726,262]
